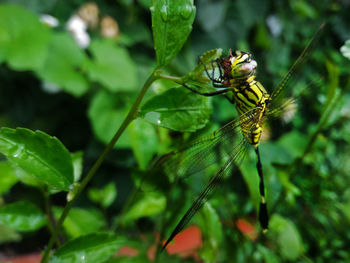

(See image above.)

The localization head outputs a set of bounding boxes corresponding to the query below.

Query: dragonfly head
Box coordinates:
[229,51,257,79]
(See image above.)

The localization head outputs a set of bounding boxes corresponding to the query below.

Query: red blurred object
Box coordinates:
[163,225,202,260]
[2,253,42,263]
[236,218,258,241]
[116,246,139,257]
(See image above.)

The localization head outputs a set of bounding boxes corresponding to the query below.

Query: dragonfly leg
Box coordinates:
[182,82,231,96]
[255,147,269,231]
[199,57,226,88]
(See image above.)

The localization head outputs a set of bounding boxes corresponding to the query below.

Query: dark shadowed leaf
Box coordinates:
[0,127,74,191]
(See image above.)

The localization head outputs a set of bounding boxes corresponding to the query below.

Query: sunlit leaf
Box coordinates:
[53,207,106,238]
[196,202,222,262]
[50,232,124,263]
[123,192,166,221]
[0,161,19,194]
[0,4,50,70]
[128,119,158,169]
[0,224,21,244]
[88,90,132,148]
[36,32,89,97]
[270,215,303,260]
[140,87,212,132]
[0,201,46,231]
[340,40,350,60]
[151,0,196,66]
[88,183,117,208]
[86,39,138,92]
[71,151,83,182]
[0,128,74,191]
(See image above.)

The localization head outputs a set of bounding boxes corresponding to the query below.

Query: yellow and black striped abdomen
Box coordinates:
[233,80,270,146]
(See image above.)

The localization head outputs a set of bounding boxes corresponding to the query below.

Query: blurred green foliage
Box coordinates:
[0,0,350,262]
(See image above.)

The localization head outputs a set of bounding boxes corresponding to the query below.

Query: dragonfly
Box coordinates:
[160,23,325,250]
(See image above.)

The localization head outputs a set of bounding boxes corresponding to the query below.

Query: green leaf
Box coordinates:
[124,192,166,221]
[340,40,350,60]
[186,48,222,81]
[0,201,46,231]
[140,87,212,132]
[0,161,19,194]
[0,127,74,191]
[36,33,89,97]
[277,131,308,160]
[71,151,83,182]
[86,39,138,92]
[0,4,50,70]
[151,0,196,66]
[88,90,131,148]
[270,215,303,260]
[14,164,43,188]
[129,119,158,169]
[196,202,222,262]
[0,224,21,244]
[53,207,106,238]
[49,232,125,263]
[88,183,117,208]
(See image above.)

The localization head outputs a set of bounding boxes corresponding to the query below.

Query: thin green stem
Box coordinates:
[41,188,61,248]
[157,74,183,83]
[40,68,160,263]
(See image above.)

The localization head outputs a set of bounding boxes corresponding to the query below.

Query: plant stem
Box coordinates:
[40,68,160,263]
[157,74,183,83]
[41,187,62,248]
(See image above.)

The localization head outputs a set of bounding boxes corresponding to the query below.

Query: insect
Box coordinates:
[160,24,325,250]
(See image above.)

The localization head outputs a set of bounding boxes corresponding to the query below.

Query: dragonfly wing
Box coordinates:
[157,116,243,181]
[269,23,325,111]
[156,107,261,181]
[162,138,250,250]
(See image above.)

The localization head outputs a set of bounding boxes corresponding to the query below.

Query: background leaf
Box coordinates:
[36,33,89,97]
[0,4,50,70]
[0,161,19,194]
[123,192,166,221]
[0,128,74,191]
[88,183,117,208]
[53,207,106,239]
[50,232,124,263]
[88,90,131,148]
[151,0,196,66]
[0,201,46,231]
[86,39,138,92]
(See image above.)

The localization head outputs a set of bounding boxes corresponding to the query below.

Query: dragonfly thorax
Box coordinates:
[233,80,271,146]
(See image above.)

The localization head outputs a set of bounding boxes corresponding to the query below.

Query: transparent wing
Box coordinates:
[161,138,250,250]
[156,108,259,181]
[269,23,325,112]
